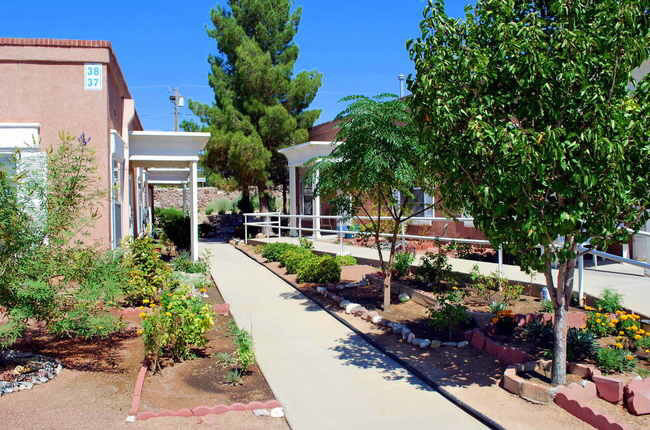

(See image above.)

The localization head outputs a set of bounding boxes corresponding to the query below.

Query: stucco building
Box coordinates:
[0,38,208,259]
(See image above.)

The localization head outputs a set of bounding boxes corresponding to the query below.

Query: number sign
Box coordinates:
[84,64,102,91]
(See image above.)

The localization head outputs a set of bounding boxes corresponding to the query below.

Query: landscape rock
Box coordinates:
[442,341,458,347]
[430,340,442,349]
[339,300,351,309]
[457,341,469,348]
[270,407,285,418]
[418,339,431,349]
[407,333,416,344]
[253,409,270,416]
[345,303,361,314]
[371,315,383,325]
[398,292,411,303]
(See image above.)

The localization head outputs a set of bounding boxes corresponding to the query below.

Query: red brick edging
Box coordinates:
[554,382,629,430]
[136,400,283,421]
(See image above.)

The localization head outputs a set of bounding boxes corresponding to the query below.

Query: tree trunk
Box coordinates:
[383,270,392,311]
[551,255,577,385]
[257,185,272,236]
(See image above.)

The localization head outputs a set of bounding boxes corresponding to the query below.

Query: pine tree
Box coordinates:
[184,0,322,213]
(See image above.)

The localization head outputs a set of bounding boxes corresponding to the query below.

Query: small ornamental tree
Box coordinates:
[312,95,437,310]
[408,0,650,384]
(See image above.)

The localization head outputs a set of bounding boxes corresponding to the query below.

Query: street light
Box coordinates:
[169,88,184,132]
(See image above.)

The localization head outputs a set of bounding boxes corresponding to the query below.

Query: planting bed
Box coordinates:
[2,275,288,430]
[236,242,597,430]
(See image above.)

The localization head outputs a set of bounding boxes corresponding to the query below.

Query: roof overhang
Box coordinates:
[128,131,209,169]
[145,167,205,185]
[278,141,337,167]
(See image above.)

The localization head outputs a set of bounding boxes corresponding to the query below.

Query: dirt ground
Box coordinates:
[1,282,288,430]
[241,244,599,430]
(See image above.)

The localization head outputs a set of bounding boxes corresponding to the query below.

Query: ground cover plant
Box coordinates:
[171,252,208,274]
[428,288,471,341]
[409,0,650,383]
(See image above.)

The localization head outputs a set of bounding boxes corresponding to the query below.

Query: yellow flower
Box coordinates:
[635,335,642,340]
[638,329,645,335]
[136,329,143,335]
[596,319,601,323]
[619,331,625,335]
[626,355,635,361]
[646,349,650,353]
[615,343,623,349]
[611,319,619,324]
[620,315,628,321]
[165,312,172,317]
[150,303,156,308]
[585,306,594,311]
[139,312,146,318]
[142,299,149,304]
[609,323,616,328]
[452,286,458,290]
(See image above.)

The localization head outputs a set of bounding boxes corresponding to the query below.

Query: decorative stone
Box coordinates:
[457,341,469,348]
[407,333,416,343]
[592,374,624,404]
[270,407,285,418]
[418,339,431,349]
[442,341,458,347]
[398,292,410,303]
[316,286,326,294]
[339,300,351,309]
[371,315,383,325]
[625,377,650,415]
[400,327,412,340]
[253,409,270,416]
[345,303,361,314]
[430,340,441,349]
[392,324,403,334]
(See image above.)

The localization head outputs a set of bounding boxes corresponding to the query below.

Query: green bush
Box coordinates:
[541,300,554,313]
[393,252,415,279]
[567,328,598,362]
[524,319,554,350]
[171,252,208,274]
[596,289,623,313]
[469,268,507,305]
[297,256,341,284]
[154,207,191,250]
[299,237,313,249]
[49,306,124,339]
[122,236,176,306]
[428,288,471,341]
[335,255,357,266]
[280,248,314,274]
[142,285,214,372]
[261,242,299,261]
[415,251,452,290]
[233,326,255,373]
[596,347,636,374]
[206,198,234,215]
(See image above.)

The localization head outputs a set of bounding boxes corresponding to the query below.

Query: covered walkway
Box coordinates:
[201,242,486,430]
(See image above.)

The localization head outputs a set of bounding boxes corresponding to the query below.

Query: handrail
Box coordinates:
[579,246,650,270]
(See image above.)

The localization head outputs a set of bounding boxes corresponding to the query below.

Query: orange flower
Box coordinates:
[626,355,635,361]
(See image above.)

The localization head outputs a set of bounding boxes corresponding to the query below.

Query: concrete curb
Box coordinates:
[234,243,506,430]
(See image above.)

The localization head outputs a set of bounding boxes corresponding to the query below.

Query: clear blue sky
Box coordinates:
[3,1,472,131]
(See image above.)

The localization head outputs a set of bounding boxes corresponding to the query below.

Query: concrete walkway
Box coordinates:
[202,242,486,430]
[253,236,650,317]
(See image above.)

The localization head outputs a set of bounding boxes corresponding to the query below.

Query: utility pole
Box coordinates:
[398,73,406,98]
[169,88,184,131]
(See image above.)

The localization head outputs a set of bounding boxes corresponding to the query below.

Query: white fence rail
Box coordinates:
[244,212,650,304]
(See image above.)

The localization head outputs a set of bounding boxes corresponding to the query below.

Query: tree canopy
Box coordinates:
[408,0,650,384]
[184,0,322,209]
[314,94,436,309]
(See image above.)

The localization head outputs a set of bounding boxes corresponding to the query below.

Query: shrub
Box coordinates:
[469,269,506,305]
[541,300,554,313]
[502,283,524,306]
[141,285,214,372]
[393,252,415,279]
[122,236,175,306]
[596,347,636,374]
[491,310,516,336]
[596,289,623,313]
[49,306,125,339]
[280,248,314,274]
[232,327,255,373]
[299,237,313,249]
[261,242,298,262]
[488,301,508,314]
[524,319,554,350]
[335,255,357,266]
[428,288,471,340]
[171,252,208,274]
[567,328,598,362]
[297,256,341,284]
[415,252,452,290]
[206,198,234,215]
[154,207,191,250]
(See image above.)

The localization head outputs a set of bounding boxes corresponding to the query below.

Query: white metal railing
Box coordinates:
[244,212,650,304]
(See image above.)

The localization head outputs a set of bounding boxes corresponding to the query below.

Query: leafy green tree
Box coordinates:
[408,0,650,384]
[184,0,322,216]
[313,95,437,310]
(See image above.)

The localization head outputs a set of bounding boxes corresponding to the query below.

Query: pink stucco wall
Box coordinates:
[0,40,138,249]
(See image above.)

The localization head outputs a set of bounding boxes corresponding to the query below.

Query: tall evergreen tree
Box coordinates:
[184,0,322,213]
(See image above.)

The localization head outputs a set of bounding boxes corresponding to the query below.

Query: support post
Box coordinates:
[289,166,297,236]
[313,168,321,239]
[339,218,344,256]
[498,246,503,274]
[244,214,248,244]
[578,254,585,306]
[190,161,199,261]
[298,216,302,239]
